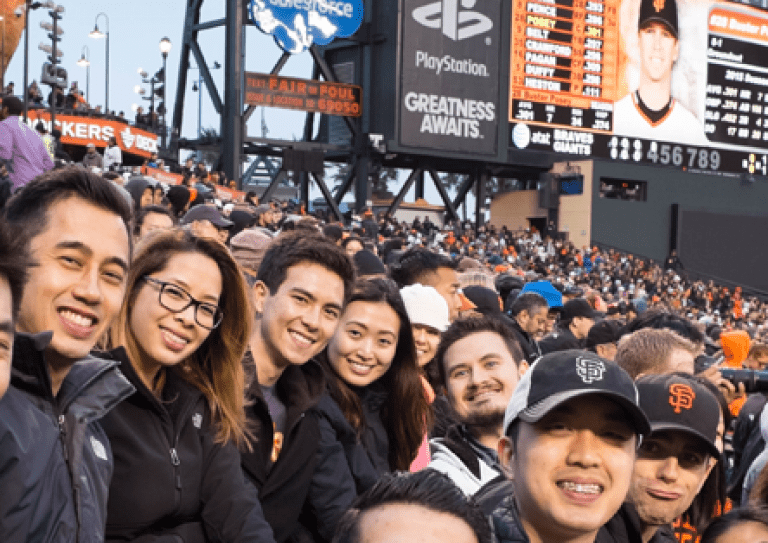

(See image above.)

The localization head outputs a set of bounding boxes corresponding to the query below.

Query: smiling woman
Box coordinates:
[99,228,276,543]
[305,278,433,541]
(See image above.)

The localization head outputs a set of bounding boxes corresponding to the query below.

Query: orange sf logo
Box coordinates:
[669,384,695,413]
[653,0,665,12]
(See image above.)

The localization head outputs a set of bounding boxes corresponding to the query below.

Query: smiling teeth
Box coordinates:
[62,310,94,327]
[560,482,601,494]
[351,362,372,372]
[163,329,188,346]
[290,331,312,347]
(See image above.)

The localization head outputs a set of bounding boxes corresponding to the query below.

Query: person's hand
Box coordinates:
[699,364,746,404]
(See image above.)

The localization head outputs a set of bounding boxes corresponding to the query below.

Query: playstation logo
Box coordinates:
[413,0,493,41]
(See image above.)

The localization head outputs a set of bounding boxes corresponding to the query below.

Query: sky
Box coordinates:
[4,0,478,215]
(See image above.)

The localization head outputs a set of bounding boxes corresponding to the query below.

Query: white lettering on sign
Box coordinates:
[404,92,496,140]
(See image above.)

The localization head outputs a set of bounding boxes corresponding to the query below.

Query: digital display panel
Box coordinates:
[508,0,768,176]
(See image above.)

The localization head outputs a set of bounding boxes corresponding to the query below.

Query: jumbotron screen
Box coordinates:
[508,0,768,176]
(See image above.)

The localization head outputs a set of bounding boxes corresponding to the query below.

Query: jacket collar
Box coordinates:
[12,332,134,415]
[248,357,326,425]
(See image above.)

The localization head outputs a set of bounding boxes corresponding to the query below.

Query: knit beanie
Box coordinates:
[400,284,451,332]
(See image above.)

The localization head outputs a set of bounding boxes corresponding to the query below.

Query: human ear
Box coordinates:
[252,281,269,315]
[498,437,515,480]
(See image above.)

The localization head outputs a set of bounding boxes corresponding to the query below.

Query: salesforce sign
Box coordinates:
[248,0,364,54]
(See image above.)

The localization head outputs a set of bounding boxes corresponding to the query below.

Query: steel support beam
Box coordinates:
[475,172,487,232]
[387,168,422,217]
[222,0,244,186]
[259,170,288,202]
[427,169,459,222]
[312,172,343,222]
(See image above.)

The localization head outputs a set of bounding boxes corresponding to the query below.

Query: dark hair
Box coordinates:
[319,278,431,470]
[0,217,31,320]
[509,292,549,318]
[390,248,457,287]
[256,230,355,303]
[700,506,768,543]
[673,372,728,534]
[4,166,132,250]
[625,307,706,347]
[436,315,525,388]
[322,224,344,243]
[133,204,177,236]
[341,235,364,250]
[332,470,492,543]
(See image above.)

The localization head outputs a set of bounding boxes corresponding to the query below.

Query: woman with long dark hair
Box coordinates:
[100,229,275,543]
[306,278,432,541]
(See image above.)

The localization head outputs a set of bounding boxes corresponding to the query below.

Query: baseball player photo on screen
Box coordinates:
[613,0,709,144]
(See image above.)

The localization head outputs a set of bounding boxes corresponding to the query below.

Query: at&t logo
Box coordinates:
[412,0,493,41]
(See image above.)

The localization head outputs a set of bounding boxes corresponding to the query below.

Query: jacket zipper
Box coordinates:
[168,398,198,512]
[58,414,69,462]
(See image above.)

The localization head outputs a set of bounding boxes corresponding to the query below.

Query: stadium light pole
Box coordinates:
[20,2,47,121]
[77,45,90,103]
[159,36,172,151]
[89,12,109,113]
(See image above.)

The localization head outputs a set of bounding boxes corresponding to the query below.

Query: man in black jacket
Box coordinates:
[480,350,650,543]
[506,292,548,364]
[0,168,135,543]
[539,298,597,354]
[625,374,720,543]
[241,231,355,542]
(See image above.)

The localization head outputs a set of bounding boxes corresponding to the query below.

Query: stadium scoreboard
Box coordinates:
[508,0,768,176]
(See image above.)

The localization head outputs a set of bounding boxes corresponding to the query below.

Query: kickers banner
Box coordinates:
[26,111,160,158]
[399,0,502,155]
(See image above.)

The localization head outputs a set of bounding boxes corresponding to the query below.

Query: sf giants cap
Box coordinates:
[635,374,721,457]
[639,0,679,39]
[503,350,650,436]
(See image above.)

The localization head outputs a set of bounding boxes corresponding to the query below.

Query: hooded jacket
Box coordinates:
[428,424,502,495]
[240,358,327,543]
[100,348,275,543]
[0,332,134,543]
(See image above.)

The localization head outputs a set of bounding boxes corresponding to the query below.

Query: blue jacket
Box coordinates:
[0,332,134,543]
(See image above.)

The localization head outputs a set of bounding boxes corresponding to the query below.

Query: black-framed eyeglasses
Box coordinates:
[142,277,224,330]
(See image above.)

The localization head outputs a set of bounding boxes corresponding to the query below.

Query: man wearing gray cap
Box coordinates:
[478,350,650,543]
[82,142,104,170]
[613,0,706,144]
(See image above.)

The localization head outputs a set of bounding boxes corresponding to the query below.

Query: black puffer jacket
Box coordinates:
[100,348,275,543]
[0,332,134,543]
[303,385,387,542]
[240,359,326,543]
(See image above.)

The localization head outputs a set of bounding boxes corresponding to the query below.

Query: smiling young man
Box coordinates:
[480,349,651,543]
[625,374,720,543]
[428,316,528,495]
[0,167,135,543]
[240,230,355,542]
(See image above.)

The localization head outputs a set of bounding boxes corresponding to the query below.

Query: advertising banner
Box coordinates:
[509,0,768,176]
[245,72,363,117]
[26,111,160,159]
[399,0,503,156]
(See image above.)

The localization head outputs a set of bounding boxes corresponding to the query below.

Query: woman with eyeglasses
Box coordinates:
[99,229,276,543]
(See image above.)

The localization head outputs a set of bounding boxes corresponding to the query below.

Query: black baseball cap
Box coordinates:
[562,298,598,320]
[635,374,721,457]
[503,350,650,436]
[638,0,678,38]
[181,204,233,228]
[586,320,623,349]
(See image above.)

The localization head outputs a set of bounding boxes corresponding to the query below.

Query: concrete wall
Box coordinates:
[590,160,768,265]
[552,161,593,249]
[489,190,545,232]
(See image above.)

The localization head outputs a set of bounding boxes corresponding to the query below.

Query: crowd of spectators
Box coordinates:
[7,100,768,542]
